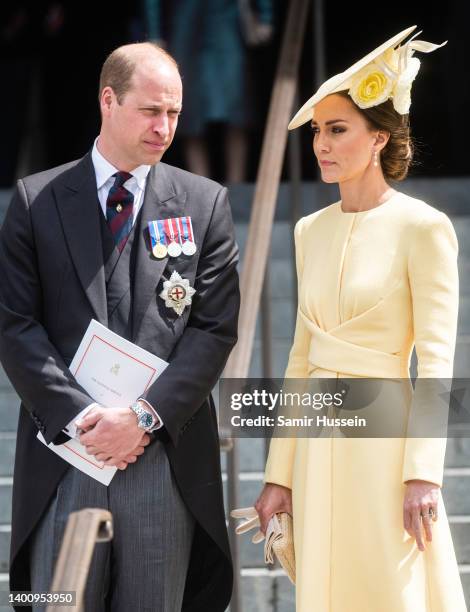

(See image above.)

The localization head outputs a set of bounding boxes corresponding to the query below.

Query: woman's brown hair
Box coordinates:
[337,91,414,181]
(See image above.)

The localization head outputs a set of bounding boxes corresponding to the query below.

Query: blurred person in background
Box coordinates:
[142,0,273,182]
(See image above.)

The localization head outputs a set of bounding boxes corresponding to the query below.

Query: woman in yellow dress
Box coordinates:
[255,26,467,611]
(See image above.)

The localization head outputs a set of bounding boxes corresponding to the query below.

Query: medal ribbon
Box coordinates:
[185,217,194,243]
[148,221,158,250]
[164,218,175,244]
[177,217,187,246]
[171,218,182,246]
[149,220,167,250]
[156,220,166,246]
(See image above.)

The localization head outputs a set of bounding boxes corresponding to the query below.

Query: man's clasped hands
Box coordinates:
[76,406,151,470]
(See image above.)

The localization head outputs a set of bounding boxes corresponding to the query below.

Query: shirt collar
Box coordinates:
[91,137,151,191]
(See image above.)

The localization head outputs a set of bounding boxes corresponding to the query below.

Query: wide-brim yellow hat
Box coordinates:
[288,25,445,130]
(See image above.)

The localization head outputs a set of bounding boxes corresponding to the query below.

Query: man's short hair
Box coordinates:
[98,43,179,104]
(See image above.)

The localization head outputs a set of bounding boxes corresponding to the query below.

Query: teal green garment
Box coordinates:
[143,0,273,136]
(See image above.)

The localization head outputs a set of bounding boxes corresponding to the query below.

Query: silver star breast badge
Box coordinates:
[159,270,196,316]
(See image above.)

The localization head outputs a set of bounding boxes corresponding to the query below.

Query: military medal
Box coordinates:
[165,218,182,257]
[116,203,123,213]
[153,242,167,259]
[179,216,197,256]
[148,220,167,259]
[159,270,196,316]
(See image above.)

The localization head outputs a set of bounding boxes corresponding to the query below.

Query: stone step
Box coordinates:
[0,554,468,611]
[445,439,470,468]
[0,395,19,433]
[220,438,470,472]
[238,572,294,612]
[0,436,15,478]
[222,470,470,513]
[0,370,12,392]
[220,439,268,474]
[235,221,294,262]
[220,474,470,568]
[0,527,10,573]
[0,479,12,524]
[0,572,13,612]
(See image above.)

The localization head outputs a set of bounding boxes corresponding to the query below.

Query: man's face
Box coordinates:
[100,58,183,170]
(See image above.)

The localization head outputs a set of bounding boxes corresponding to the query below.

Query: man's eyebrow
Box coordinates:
[311,119,349,126]
[138,105,182,111]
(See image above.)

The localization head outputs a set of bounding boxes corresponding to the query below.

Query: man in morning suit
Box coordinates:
[0,42,239,611]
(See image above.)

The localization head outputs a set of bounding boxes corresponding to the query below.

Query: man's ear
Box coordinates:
[100,87,115,116]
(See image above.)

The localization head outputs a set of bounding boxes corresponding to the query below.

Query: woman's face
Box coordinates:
[311,94,384,183]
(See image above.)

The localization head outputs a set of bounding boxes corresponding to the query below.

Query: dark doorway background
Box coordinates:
[1,2,468,184]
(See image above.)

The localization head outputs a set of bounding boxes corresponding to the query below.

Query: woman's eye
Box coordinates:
[310,126,319,134]
[332,126,345,134]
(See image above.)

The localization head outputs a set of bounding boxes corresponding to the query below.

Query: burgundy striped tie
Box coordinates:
[106,171,134,252]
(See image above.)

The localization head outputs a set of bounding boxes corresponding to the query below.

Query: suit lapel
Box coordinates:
[54,154,108,325]
[132,163,187,339]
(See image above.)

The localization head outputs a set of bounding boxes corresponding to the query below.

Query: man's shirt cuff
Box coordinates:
[63,403,98,439]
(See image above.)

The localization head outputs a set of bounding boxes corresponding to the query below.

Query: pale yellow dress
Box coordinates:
[265,192,467,611]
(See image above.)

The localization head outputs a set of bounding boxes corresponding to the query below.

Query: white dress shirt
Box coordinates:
[64,139,162,439]
[92,138,151,224]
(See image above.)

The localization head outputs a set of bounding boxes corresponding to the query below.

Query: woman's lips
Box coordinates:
[319,160,336,167]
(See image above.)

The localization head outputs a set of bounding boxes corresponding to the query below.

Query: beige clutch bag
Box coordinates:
[230,506,296,584]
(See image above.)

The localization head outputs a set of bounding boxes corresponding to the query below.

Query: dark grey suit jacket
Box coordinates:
[0,154,240,611]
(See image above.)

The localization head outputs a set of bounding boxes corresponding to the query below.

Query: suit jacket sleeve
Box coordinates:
[264,218,308,488]
[0,180,94,444]
[402,212,459,486]
[141,185,240,447]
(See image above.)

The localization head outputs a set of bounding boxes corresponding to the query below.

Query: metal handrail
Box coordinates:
[46,508,113,612]
[221,1,311,610]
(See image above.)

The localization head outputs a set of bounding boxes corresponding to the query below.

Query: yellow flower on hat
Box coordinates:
[349,62,394,109]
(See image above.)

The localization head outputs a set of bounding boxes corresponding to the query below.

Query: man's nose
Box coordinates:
[152,115,169,138]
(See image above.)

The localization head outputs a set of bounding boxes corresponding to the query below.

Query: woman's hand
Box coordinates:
[255,483,293,535]
[403,479,439,551]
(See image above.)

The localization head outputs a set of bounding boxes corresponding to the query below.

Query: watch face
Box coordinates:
[141,413,154,428]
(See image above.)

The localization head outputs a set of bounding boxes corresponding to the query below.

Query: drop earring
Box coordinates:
[373,151,379,167]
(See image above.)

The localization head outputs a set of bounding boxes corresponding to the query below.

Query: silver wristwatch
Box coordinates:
[130,401,158,431]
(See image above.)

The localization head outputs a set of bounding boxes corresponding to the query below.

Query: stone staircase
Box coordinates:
[0,184,469,610]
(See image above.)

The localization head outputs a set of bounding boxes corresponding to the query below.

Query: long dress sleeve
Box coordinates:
[264,218,310,488]
[402,212,459,486]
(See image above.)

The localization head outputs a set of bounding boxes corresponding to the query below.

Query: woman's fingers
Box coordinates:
[412,508,425,551]
[254,483,292,535]
[404,506,436,549]
[403,480,440,551]
[403,506,412,537]
[421,510,433,543]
